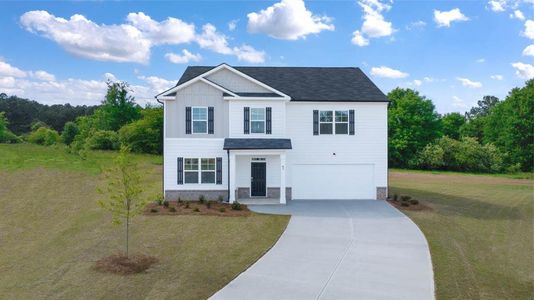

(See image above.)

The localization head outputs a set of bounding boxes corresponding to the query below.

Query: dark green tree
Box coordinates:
[61,121,78,145]
[466,95,500,119]
[95,81,141,131]
[388,88,441,167]
[119,106,163,154]
[441,112,465,140]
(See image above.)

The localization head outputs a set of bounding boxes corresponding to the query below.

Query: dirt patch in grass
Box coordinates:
[94,254,158,275]
[390,171,534,186]
[145,201,251,217]
[387,199,433,212]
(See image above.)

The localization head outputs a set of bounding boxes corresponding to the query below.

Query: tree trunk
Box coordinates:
[126,209,130,257]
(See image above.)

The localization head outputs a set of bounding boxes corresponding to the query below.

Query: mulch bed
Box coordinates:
[387,199,433,212]
[144,201,251,217]
[94,253,158,275]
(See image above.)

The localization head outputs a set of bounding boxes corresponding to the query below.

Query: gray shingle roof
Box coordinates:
[177,65,388,102]
[223,138,292,150]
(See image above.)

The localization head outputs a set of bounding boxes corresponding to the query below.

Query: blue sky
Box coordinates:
[0,0,532,113]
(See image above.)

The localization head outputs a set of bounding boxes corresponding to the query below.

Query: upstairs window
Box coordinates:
[192,107,208,134]
[250,108,266,133]
[319,110,349,135]
[335,111,349,134]
[319,111,333,134]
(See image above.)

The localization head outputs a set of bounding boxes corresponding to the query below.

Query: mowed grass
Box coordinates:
[0,144,289,300]
[390,171,534,300]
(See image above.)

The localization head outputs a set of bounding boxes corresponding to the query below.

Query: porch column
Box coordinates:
[280,153,286,204]
[229,152,237,203]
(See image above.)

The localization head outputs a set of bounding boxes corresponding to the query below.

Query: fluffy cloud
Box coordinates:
[0,60,27,77]
[405,20,426,30]
[31,70,55,81]
[352,0,395,47]
[510,10,525,20]
[488,0,506,12]
[523,20,534,39]
[413,79,422,86]
[247,0,334,40]
[433,8,469,27]
[165,50,202,64]
[457,77,482,88]
[490,74,504,80]
[228,19,238,31]
[370,66,409,78]
[452,96,469,108]
[523,44,534,56]
[511,62,534,79]
[20,10,265,64]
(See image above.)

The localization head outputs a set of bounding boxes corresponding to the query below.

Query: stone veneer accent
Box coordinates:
[376,187,388,200]
[237,187,292,202]
[165,190,228,201]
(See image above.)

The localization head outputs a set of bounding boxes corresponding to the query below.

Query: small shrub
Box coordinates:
[169,206,176,212]
[400,195,411,202]
[177,197,182,204]
[231,201,242,211]
[219,207,226,213]
[393,194,398,201]
[163,201,169,208]
[185,201,190,208]
[28,127,60,146]
[150,208,158,213]
[410,199,419,205]
[85,130,120,150]
[193,207,200,212]
[401,202,410,207]
[198,195,205,204]
[217,195,224,202]
[155,195,164,205]
[206,201,211,209]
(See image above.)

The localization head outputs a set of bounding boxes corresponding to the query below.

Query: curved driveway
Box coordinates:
[211,200,435,300]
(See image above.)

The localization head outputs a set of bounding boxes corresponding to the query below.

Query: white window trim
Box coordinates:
[250,107,266,134]
[191,106,208,134]
[319,110,349,135]
[184,157,216,184]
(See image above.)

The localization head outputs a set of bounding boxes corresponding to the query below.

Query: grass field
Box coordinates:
[390,171,534,300]
[0,144,289,300]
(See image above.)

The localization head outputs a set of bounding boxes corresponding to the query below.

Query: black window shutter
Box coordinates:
[208,107,214,134]
[313,110,319,135]
[244,107,250,134]
[185,107,191,134]
[177,157,183,185]
[216,157,222,184]
[266,107,272,134]
[349,109,355,135]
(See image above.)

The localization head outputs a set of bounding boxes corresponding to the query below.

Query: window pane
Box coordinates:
[335,111,348,122]
[320,111,333,122]
[184,158,198,170]
[201,172,215,183]
[335,123,348,134]
[193,120,207,133]
[251,121,265,133]
[192,107,207,120]
[320,123,333,134]
[184,172,199,183]
[201,158,215,170]
[251,108,265,121]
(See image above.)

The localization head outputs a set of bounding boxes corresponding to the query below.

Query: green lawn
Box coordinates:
[390,170,534,300]
[0,144,289,300]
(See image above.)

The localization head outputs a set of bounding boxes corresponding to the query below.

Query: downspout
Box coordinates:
[227,149,230,202]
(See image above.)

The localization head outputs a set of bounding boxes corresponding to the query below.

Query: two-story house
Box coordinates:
[156,64,388,204]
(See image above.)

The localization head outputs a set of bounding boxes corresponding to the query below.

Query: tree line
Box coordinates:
[1,79,532,173]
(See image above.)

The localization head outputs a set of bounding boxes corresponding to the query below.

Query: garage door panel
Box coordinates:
[292,164,375,200]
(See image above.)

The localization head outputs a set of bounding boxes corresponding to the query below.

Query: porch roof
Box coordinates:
[223,138,292,150]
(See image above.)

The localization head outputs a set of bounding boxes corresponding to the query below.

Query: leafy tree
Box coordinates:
[27,127,60,146]
[441,112,465,140]
[61,121,78,145]
[0,112,20,143]
[484,80,534,171]
[466,95,500,119]
[119,107,163,154]
[459,117,486,141]
[85,130,120,150]
[95,81,141,131]
[388,88,441,167]
[98,147,148,257]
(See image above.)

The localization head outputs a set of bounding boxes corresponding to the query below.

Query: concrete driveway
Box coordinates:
[210,200,435,300]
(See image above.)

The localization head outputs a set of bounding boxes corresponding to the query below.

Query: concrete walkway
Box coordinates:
[210,200,435,300]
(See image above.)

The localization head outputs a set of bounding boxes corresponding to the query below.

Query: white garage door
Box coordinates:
[291,164,375,200]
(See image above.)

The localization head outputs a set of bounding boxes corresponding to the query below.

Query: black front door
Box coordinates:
[251,162,266,196]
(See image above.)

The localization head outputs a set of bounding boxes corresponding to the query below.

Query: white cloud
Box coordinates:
[490,74,504,80]
[370,66,409,78]
[488,0,506,12]
[232,45,266,63]
[228,19,238,31]
[137,75,175,95]
[511,62,534,79]
[0,60,27,77]
[434,8,469,27]
[423,77,434,82]
[413,79,422,86]
[125,12,196,45]
[405,20,426,30]
[452,96,469,108]
[165,49,202,64]
[352,0,395,47]
[510,10,525,20]
[476,58,486,63]
[523,20,534,39]
[523,44,534,56]
[456,77,482,88]
[30,70,55,81]
[247,0,334,40]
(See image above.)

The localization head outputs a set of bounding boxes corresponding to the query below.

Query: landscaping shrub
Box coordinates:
[206,201,211,209]
[163,201,169,208]
[410,199,419,205]
[393,194,398,201]
[401,202,409,207]
[177,197,182,203]
[85,130,120,150]
[155,195,164,205]
[169,206,176,212]
[150,208,158,213]
[193,207,200,212]
[199,195,205,204]
[27,127,60,145]
[231,201,242,211]
[219,207,226,213]
[217,195,224,202]
[400,195,411,202]
[185,201,190,209]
